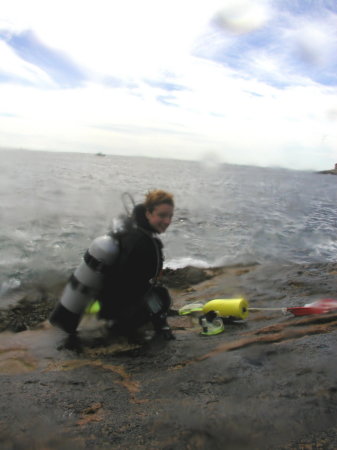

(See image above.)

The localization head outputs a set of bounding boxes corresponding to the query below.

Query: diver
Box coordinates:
[50,189,176,344]
[98,189,175,340]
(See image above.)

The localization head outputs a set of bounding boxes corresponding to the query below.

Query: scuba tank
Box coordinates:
[50,193,135,333]
[49,234,119,334]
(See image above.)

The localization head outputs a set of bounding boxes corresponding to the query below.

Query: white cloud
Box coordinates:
[282,15,337,69]
[212,0,271,34]
[0,40,54,85]
[1,0,218,79]
[1,0,337,170]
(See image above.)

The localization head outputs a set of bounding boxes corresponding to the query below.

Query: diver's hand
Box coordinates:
[156,326,176,340]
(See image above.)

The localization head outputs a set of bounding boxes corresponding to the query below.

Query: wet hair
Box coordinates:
[144,190,174,212]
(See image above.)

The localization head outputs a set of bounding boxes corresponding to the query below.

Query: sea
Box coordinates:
[1,148,337,299]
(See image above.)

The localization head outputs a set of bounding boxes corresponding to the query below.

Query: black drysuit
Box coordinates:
[98,204,172,336]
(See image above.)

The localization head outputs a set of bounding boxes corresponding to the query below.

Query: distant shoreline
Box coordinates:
[317,169,337,175]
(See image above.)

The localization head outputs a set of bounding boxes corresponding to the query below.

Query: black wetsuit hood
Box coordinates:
[131,203,158,234]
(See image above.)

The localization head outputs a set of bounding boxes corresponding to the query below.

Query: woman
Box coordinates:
[98,189,175,340]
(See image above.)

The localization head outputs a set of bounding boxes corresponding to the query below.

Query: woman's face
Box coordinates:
[146,203,174,233]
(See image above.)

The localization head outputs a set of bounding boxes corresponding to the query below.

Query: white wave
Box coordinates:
[0,278,21,297]
[164,257,212,270]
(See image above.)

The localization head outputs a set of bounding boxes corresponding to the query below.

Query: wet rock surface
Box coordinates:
[0,262,337,449]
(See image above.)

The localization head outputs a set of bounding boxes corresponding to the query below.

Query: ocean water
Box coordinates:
[1,149,337,297]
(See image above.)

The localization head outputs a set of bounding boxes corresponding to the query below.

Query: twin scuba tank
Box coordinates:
[50,194,135,334]
[49,234,119,334]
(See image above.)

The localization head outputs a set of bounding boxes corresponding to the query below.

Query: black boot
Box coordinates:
[57,332,83,352]
[152,314,175,340]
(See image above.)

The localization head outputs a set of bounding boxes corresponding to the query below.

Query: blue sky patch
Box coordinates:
[2,29,87,88]
[197,9,337,88]
[144,79,187,92]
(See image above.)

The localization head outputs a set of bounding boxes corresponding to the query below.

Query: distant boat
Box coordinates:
[96,152,106,157]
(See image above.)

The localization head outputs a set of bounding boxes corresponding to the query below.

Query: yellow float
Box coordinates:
[202,298,249,320]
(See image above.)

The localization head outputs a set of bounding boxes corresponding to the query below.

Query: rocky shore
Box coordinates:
[0,262,337,449]
[316,169,337,175]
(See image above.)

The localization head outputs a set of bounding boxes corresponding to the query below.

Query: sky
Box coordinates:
[1,0,337,170]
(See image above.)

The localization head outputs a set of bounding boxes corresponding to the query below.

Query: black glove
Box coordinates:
[156,325,176,340]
